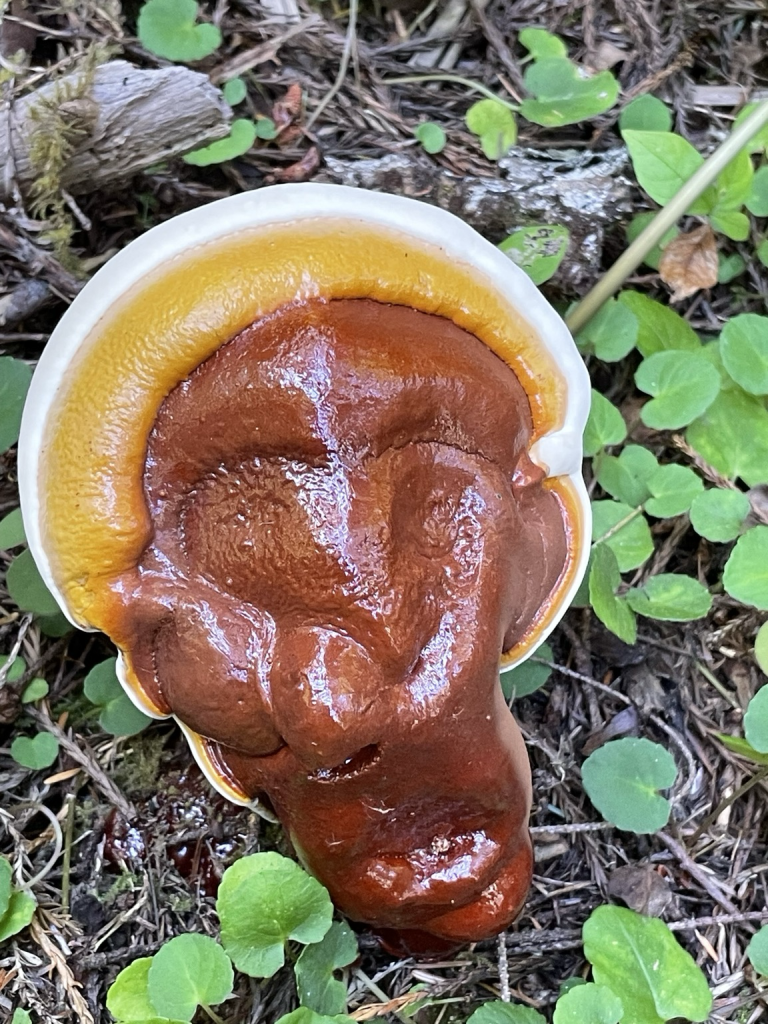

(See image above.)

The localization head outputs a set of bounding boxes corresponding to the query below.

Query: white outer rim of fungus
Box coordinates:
[18,183,592,681]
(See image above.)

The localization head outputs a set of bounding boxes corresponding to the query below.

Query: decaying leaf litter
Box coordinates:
[1,0,768,1021]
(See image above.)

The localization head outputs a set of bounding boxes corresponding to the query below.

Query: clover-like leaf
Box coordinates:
[583,905,713,1024]
[635,350,720,430]
[623,130,705,207]
[689,488,750,542]
[583,391,627,458]
[644,463,704,518]
[218,852,333,977]
[687,389,768,487]
[747,925,768,975]
[5,549,66,623]
[84,658,153,736]
[591,501,653,572]
[619,94,671,134]
[743,686,768,754]
[755,621,768,675]
[498,224,569,285]
[10,732,59,770]
[521,58,619,126]
[576,298,638,362]
[617,291,700,356]
[0,509,25,548]
[553,983,623,1024]
[21,679,49,703]
[184,119,258,166]
[465,99,517,159]
[723,527,768,609]
[588,544,637,645]
[223,77,247,106]
[468,1001,546,1024]
[295,921,358,1016]
[720,313,768,396]
[0,654,25,683]
[0,890,36,942]
[0,357,32,453]
[596,445,658,508]
[148,934,233,1022]
[501,643,554,700]
[137,0,221,62]
[518,27,566,59]
[582,737,676,833]
[107,958,165,1023]
[0,858,12,919]
[626,575,712,622]
[414,122,446,154]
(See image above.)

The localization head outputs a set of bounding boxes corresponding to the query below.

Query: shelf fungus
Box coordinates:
[19,184,591,953]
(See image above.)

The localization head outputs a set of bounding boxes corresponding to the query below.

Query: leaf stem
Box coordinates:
[201,1006,226,1024]
[381,74,519,112]
[566,98,768,335]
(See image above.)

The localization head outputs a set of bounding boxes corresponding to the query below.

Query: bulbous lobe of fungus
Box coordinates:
[108,298,570,949]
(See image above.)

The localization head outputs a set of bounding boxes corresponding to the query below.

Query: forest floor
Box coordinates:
[1,1,768,1022]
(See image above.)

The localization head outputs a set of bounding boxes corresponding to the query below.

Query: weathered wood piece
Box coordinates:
[0,60,231,200]
[318,147,634,290]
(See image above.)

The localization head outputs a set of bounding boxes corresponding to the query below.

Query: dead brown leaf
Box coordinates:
[351,990,425,1021]
[608,863,672,917]
[658,224,718,302]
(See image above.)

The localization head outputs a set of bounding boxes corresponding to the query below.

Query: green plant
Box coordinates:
[0,358,32,453]
[137,0,221,62]
[414,122,447,155]
[0,857,36,944]
[498,225,569,285]
[501,643,553,700]
[5,548,70,636]
[10,731,59,770]
[581,737,676,833]
[183,120,259,166]
[465,99,517,159]
[84,657,153,736]
[747,925,768,975]
[0,508,25,548]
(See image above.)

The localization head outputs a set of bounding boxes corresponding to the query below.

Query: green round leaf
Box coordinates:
[583,391,627,457]
[218,852,333,977]
[595,445,658,508]
[645,463,703,518]
[723,527,768,609]
[5,549,61,618]
[0,890,36,942]
[0,509,25,549]
[0,357,32,453]
[414,122,446,155]
[498,224,569,286]
[148,934,233,1021]
[755,621,768,674]
[588,544,637,645]
[11,1010,32,1024]
[687,388,768,486]
[576,298,638,362]
[255,117,278,140]
[689,488,749,542]
[583,905,713,1024]
[518,27,566,59]
[107,958,162,1023]
[84,658,152,735]
[501,643,553,700]
[591,501,653,572]
[467,1000,546,1024]
[718,252,746,284]
[137,0,222,61]
[0,654,25,683]
[21,679,49,703]
[183,119,258,166]
[84,657,122,705]
[623,130,704,207]
[10,732,59,770]
[582,737,676,833]
[295,921,358,1016]
[552,983,623,1024]
[747,924,768,975]
[720,313,768,396]
[617,291,700,356]
[619,94,672,134]
[635,350,721,430]
[223,77,247,106]
[465,99,517,159]
[626,574,712,621]
[744,685,768,753]
[521,59,619,126]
